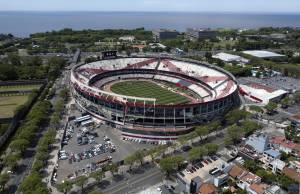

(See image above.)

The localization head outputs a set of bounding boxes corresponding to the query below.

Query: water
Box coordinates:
[1,11,300,37]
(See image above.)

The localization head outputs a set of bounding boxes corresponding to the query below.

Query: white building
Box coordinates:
[239,82,287,105]
[212,52,249,63]
[119,36,135,42]
[242,50,285,59]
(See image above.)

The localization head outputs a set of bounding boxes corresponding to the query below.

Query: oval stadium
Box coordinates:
[70,56,240,141]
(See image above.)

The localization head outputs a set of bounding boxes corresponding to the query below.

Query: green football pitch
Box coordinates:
[110,81,189,105]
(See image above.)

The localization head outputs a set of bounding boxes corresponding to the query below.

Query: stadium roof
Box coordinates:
[213,52,249,63]
[242,50,285,58]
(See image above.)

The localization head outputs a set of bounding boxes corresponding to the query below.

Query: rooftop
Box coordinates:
[212,52,249,63]
[249,183,270,194]
[242,50,285,58]
[199,183,217,194]
[264,149,281,158]
[270,136,297,149]
[283,167,300,183]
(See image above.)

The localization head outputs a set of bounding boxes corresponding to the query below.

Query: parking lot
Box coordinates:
[56,109,154,182]
[180,156,226,183]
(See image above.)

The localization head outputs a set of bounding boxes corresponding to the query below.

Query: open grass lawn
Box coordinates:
[111,81,189,105]
[0,84,41,92]
[0,95,29,118]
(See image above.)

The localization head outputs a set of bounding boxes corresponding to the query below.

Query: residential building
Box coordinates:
[264,149,281,159]
[228,165,261,191]
[186,28,217,40]
[270,136,300,157]
[269,159,286,174]
[265,185,281,194]
[248,183,270,194]
[199,183,217,194]
[245,134,270,153]
[213,173,228,187]
[152,29,178,41]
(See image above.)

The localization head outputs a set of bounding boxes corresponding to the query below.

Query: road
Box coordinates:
[95,166,163,194]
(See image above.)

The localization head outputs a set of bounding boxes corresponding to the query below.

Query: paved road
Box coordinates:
[96,166,163,194]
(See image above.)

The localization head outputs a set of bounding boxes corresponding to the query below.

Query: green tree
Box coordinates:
[265,102,278,114]
[75,176,88,194]
[0,173,9,192]
[225,109,250,125]
[195,126,209,141]
[4,153,20,170]
[89,191,103,194]
[159,157,176,177]
[133,150,145,165]
[106,163,118,176]
[227,125,241,143]
[57,181,73,194]
[188,147,207,162]
[205,143,219,155]
[19,173,48,194]
[124,154,136,171]
[241,120,261,137]
[280,97,291,108]
[9,138,30,154]
[90,170,104,185]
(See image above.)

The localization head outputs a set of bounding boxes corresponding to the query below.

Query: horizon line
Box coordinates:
[0,10,300,15]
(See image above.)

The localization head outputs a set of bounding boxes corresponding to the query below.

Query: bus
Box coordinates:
[74,115,91,124]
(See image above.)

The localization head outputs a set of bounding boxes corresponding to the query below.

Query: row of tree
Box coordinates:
[19,88,69,194]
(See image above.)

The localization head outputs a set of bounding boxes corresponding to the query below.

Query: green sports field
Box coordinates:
[0,95,30,118]
[110,81,189,105]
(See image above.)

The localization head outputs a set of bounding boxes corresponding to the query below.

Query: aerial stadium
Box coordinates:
[70,55,240,141]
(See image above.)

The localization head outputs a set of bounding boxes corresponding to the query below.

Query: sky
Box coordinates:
[1,0,300,13]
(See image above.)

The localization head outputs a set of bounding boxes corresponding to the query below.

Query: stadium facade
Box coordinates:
[71,56,239,141]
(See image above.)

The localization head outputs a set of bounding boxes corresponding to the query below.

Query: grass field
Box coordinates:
[0,84,41,92]
[111,81,189,105]
[0,95,29,118]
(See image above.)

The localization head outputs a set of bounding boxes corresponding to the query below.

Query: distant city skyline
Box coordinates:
[1,0,300,13]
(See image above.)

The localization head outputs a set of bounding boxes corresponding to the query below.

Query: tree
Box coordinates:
[133,150,145,165]
[89,191,104,194]
[205,143,219,155]
[0,173,9,192]
[225,109,250,125]
[188,147,207,162]
[241,120,261,137]
[195,126,209,141]
[124,154,136,171]
[281,97,291,108]
[106,163,118,176]
[90,170,104,185]
[227,125,241,143]
[19,172,48,194]
[75,176,88,193]
[256,169,276,184]
[9,138,30,154]
[57,181,73,194]
[173,156,185,170]
[159,157,176,177]
[265,102,278,114]
[4,153,20,171]
[209,120,222,134]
